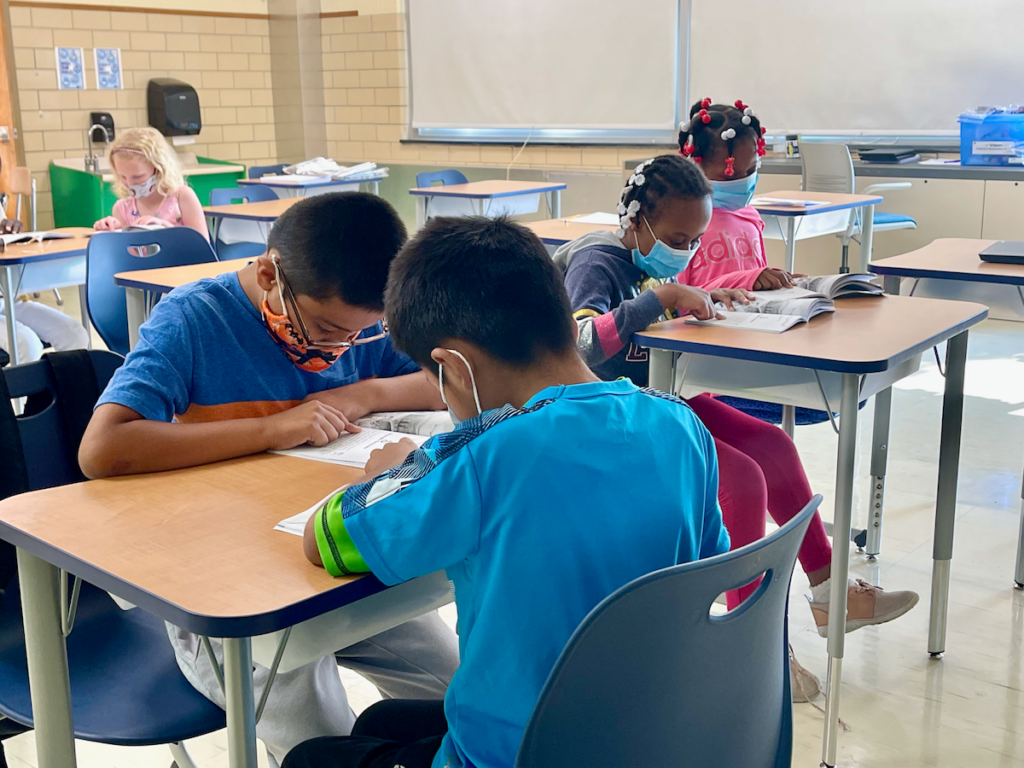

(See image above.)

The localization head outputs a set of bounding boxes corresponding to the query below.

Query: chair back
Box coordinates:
[209,185,279,206]
[416,169,469,188]
[516,495,823,768]
[8,167,34,229]
[86,229,217,355]
[247,163,287,179]
[801,143,855,195]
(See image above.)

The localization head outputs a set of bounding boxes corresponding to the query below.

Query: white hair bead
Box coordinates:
[679,120,692,132]
[741,116,752,125]
[615,227,627,239]
[721,128,737,140]
[616,202,627,215]
[627,200,641,214]
[634,173,646,186]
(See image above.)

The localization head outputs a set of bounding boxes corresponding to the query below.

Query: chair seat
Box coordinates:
[0,579,225,746]
[873,212,917,228]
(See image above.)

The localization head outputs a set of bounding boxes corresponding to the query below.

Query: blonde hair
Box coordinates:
[108,127,184,198]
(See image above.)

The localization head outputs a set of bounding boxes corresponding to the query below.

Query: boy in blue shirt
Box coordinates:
[285,216,729,768]
[79,193,459,765]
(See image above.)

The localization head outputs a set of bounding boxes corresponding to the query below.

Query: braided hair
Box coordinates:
[678,98,766,177]
[615,154,711,239]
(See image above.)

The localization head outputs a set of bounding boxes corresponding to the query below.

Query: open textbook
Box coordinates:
[272,427,428,467]
[354,410,454,437]
[686,273,883,333]
[0,230,74,246]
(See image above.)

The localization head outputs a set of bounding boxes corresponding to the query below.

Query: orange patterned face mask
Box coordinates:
[260,296,346,373]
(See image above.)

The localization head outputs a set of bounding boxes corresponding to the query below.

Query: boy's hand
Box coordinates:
[263,400,359,450]
[303,380,376,423]
[94,216,121,231]
[652,284,724,321]
[753,268,803,290]
[709,288,756,310]
[364,438,418,477]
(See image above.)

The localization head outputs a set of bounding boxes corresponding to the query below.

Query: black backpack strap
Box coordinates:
[43,350,100,484]
[0,367,29,594]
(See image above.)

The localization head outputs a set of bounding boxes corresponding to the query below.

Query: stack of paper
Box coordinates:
[271,427,428,468]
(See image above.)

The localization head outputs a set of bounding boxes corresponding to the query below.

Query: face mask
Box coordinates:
[438,349,482,426]
[126,173,159,199]
[261,278,346,373]
[631,216,700,279]
[710,171,758,211]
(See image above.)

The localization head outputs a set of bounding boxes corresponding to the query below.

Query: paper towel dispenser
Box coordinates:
[147,78,201,137]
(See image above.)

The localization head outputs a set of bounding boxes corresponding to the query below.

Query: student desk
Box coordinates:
[237,175,383,198]
[525,217,617,246]
[0,228,93,365]
[634,295,988,768]
[0,453,453,768]
[115,258,249,349]
[408,180,567,228]
[871,238,1024,590]
[753,191,883,274]
[203,198,302,246]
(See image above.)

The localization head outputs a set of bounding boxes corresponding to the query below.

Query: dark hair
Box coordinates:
[385,216,577,375]
[678,98,766,173]
[617,154,711,232]
[267,191,407,310]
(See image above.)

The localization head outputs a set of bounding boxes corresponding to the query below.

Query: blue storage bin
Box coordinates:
[960,111,1024,166]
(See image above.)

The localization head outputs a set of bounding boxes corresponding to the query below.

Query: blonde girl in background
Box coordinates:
[94,127,209,238]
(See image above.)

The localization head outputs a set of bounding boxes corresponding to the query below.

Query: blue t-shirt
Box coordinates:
[324,379,728,768]
[97,271,418,422]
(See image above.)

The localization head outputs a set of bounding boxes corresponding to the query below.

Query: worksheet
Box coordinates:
[271,427,427,468]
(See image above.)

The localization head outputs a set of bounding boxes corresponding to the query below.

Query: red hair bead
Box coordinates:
[699,109,711,124]
[701,97,712,109]
[734,99,746,110]
[724,157,736,177]
[693,156,703,163]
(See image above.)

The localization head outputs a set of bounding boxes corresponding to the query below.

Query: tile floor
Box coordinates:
[5,292,1024,768]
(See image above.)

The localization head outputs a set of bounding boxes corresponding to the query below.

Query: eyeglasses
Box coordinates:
[275,262,387,350]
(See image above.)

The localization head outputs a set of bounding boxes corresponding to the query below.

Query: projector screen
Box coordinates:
[407,0,685,139]
[690,0,1024,135]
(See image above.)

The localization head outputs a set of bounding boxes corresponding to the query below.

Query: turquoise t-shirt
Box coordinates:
[316,378,729,768]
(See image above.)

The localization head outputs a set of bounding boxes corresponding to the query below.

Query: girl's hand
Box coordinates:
[709,288,756,311]
[94,216,122,231]
[134,215,171,228]
[753,268,797,290]
[652,284,723,322]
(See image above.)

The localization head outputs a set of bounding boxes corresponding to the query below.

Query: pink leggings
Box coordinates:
[686,394,832,609]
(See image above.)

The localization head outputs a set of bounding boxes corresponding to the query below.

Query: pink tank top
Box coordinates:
[113,187,184,227]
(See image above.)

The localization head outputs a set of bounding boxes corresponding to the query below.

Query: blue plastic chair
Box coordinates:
[516,495,823,768]
[86,228,218,356]
[209,185,278,261]
[248,163,287,179]
[0,350,225,767]
[415,169,468,188]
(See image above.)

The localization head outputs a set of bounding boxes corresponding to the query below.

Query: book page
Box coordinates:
[685,312,807,333]
[569,212,619,225]
[274,487,349,537]
[719,294,826,320]
[271,427,428,468]
[794,274,881,298]
[354,411,454,437]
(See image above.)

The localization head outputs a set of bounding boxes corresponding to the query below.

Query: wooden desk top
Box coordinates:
[409,180,567,199]
[0,454,374,637]
[115,257,252,293]
[526,218,617,245]
[870,238,1024,286]
[752,190,884,217]
[0,228,92,265]
[635,295,988,374]
[203,197,301,221]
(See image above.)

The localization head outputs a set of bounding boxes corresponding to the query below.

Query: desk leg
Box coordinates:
[18,550,77,767]
[207,215,220,254]
[1,265,21,365]
[928,330,968,657]
[648,349,675,393]
[77,284,92,349]
[415,197,427,229]
[866,386,893,559]
[125,287,147,351]
[781,405,796,439]
[1015,472,1024,589]
[369,181,380,197]
[883,275,901,296]
[822,372,860,768]
[549,189,562,219]
[859,204,876,274]
[783,218,797,273]
[223,637,259,768]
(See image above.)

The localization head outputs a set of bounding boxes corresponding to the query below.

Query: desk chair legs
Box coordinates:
[928,330,968,657]
[0,266,20,365]
[169,741,200,768]
[858,204,876,274]
[125,287,147,351]
[866,386,893,559]
[783,218,797,273]
[647,349,675,393]
[17,550,77,768]
[223,637,259,768]
[1015,473,1024,589]
[415,197,427,229]
[822,372,861,768]
[77,284,92,348]
[781,405,796,439]
[547,189,562,219]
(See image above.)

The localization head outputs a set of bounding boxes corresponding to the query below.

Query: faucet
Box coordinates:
[84,124,110,174]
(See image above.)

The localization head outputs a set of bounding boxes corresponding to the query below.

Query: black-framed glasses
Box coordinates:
[275,261,387,350]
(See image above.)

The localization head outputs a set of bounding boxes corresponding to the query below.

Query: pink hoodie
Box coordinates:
[680,206,767,290]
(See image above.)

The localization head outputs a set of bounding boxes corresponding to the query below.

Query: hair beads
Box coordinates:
[615,159,655,239]
[677,98,767,171]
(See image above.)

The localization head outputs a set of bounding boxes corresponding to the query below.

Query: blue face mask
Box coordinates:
[631,216,700,279]
[710,171,758,211]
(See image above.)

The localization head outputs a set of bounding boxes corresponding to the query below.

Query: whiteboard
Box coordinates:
[690,0,1024,135]
[408,0,682,133]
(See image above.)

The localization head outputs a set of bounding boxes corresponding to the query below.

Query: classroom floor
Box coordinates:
[5,295,1024,768]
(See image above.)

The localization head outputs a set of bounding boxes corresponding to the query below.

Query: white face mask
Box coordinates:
[438,349,482,425]
[127,173,159,199]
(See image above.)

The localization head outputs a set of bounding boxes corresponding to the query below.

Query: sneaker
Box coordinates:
[789,645,821,703]
[809,579,920,638]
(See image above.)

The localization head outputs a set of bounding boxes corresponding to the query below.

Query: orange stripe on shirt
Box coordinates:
[175,400,302,423]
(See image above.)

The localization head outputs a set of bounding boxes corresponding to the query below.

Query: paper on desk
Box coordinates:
[685,312,808,333]
[271,427,428,467]
[275,488,348,537]
[752,197,830,207]
[569,212,619,225]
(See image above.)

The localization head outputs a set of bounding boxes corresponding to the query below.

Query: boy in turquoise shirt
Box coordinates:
[286,216,729,768]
